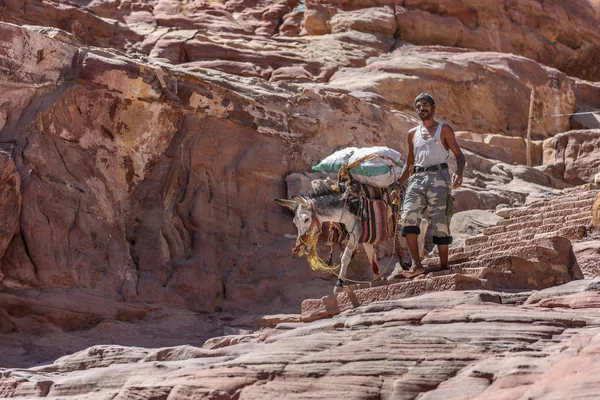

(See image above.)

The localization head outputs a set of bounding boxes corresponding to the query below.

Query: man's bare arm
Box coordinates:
[397,130,415,186]
[442,125,465,188]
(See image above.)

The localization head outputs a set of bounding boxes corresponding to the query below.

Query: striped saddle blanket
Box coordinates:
[325,181,397,246]
[358,183,395,244]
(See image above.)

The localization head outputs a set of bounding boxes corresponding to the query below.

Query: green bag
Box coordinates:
[446,193,455,217]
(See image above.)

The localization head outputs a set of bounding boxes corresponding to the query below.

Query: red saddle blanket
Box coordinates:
[359,197,394,244]
[356,182,395,245]
[326,181,396,246]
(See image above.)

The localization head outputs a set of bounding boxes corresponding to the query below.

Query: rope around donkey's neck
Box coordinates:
[301,221,400,285]
[300,154,404,285]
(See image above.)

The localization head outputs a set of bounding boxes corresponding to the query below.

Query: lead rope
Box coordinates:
[301,157,405,285]
[329,182,400,285]
[300,205,400,284]
[331,222,399,285]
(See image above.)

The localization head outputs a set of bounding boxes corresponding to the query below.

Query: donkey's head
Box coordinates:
[274,195,321,255]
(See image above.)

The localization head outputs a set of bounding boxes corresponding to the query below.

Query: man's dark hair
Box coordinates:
[414,93,435,108]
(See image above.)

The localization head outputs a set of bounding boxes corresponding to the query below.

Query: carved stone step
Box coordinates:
[534,225,588,240]
[464,235,572,258]
[542,212,592,226]
[426,255,571,291]
[301,274,485,322]
[500,195,596,219]
[484,224,566,240]
[465,234,535,251]
[497,208,592,227]
[476,245,561,262]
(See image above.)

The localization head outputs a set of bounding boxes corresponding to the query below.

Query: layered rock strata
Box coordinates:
[302,186,598,321]
[0,22,413,315]
[309,0,600,81]
[3,285,600,398]
[1,0,600,379]
[3,0,600,82]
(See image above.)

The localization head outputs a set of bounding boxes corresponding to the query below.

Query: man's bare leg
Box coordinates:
[403,233,425,277]
[437,244,449,270]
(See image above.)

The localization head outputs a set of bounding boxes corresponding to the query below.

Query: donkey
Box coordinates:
[274,180,381,293]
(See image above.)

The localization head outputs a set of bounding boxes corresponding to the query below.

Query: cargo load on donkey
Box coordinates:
[274,147,410,293]
[312,146,404,188]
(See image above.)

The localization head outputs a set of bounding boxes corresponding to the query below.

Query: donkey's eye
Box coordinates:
[303,217,310,224]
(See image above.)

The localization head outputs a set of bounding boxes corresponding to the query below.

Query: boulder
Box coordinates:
[543,129,600,185]
[302,5,333,35]
[328,48,575,137]
[328,6,397,37]
[573,241,600,279]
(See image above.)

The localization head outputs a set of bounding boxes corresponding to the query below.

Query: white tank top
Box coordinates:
[413,122,449,167]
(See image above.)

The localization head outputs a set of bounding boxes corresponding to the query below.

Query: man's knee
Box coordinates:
[433,235,452,245]
[401,225,421,236]
[429,213,451,243]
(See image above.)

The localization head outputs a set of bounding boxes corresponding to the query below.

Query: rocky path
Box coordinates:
[303,187,599,322]
[0,186,599,398]
[0,1,600,397]
[3,283,600,399]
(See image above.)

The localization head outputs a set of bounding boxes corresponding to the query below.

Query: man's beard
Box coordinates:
[418,111,431,120]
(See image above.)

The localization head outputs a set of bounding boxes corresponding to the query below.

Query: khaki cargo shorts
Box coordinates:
[400,169,453,245]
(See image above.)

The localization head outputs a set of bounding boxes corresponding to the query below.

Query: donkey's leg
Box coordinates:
[362,243,379,277]
[334,238,357,294]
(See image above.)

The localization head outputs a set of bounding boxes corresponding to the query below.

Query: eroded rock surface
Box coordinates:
[4,0,600,82]
[0,0,600,390]
[312,0,600,81]
[4,289,600,398]
[543,129,600,185]
[328,48,575,137]
[0,152,20,280]
[0,22,416,316]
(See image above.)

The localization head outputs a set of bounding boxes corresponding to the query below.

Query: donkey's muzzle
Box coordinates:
[293,234,312,256]
[293,244,305,256]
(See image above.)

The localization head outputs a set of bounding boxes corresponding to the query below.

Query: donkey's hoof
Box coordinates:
[333,278,344,293]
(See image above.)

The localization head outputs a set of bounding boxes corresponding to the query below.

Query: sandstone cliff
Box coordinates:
[0,1,599,396]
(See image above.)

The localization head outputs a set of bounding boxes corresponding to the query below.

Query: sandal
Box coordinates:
[402,265,426,278]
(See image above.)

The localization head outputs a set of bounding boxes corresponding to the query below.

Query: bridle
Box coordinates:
[293,200,322,256]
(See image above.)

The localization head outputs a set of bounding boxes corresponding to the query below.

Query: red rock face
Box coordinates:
[0,22,413,315]
[543,129,600,185]
[311,0,600,81]
[0,152,20,284]
[4,288,600,398]
[0,0,600,383]
[2,0,599,81]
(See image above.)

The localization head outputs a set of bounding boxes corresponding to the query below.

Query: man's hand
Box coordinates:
[451,173,463,189]
[441,124,466,190]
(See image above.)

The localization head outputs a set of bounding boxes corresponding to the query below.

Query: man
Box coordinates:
[397,93,465,277]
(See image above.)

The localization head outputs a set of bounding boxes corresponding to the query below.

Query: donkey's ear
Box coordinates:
[291,195,309,207]
[274,198,298,211]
